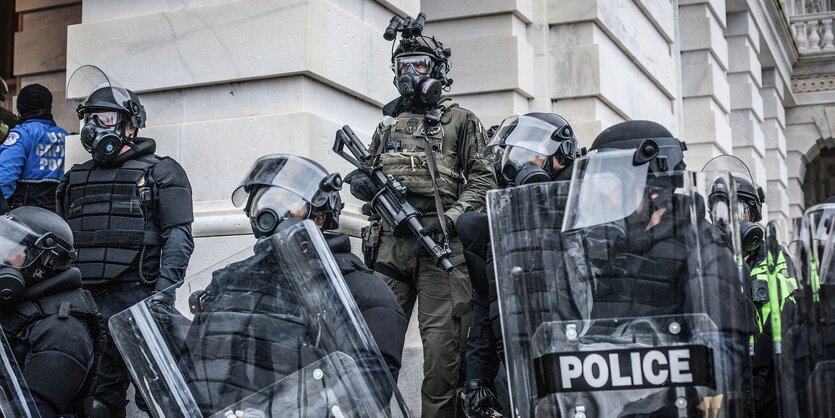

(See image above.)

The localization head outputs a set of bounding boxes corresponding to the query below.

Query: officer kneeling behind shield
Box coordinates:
[183,154,407,412]
[0,207,101,417]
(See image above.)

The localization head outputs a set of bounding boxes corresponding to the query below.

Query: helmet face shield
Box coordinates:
[232,155,333,208]
[84,111,121,127]
[394,54,434,76]
[488,115,568,157]
[0,216,48,269]
[500,145,548,182]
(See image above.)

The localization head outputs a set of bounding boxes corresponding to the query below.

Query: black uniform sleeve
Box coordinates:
[151,158,195,292]
[342,269,407,384]
[55,172,69,216]
[22,315,94,414]
[155,223,195,292]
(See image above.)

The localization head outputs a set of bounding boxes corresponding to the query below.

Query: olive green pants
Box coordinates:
[375,228,472,418]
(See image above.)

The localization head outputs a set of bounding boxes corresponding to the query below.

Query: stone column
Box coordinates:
[725,11,768,211]
[13,0,82,130]
[761,68,791,221]
[420,0,536,126]
[548,0,680,145]
[678,0,732,168]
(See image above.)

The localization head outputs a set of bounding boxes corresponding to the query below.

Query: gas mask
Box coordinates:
[0,267,24,307]
[80,111,128,163]
[394,55,443,106]
[500,146,553,186]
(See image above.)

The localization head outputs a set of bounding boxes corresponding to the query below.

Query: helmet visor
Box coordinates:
[562,149,650,230]
[701,155,755,187]
[395,55,434,76]
[487,115,567,157]
[0,216,46,269]
[249,187,311,221]
[232,154,329,208]
[66,65,133,116]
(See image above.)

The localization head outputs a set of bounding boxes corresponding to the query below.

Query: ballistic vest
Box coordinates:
[377,104,463,205]
[750,249,797,337]
[62,155,162,282]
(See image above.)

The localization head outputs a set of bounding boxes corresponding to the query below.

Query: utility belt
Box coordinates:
[84,276,155,294]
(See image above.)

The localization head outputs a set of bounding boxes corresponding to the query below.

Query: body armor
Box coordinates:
[378,108,462,204]
[61,155,162,283]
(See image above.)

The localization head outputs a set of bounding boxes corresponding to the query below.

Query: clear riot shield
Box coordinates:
[0,332,40,418]
[780,203,835,418]
[489,150,752,418]
[109,219,410,418]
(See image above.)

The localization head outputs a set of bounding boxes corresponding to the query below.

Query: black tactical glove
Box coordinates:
[419,215,454,243]
[148,291,177,326]
[344,169,381,202]
[462,379,502,417]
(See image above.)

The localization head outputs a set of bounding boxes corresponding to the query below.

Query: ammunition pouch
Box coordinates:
[361,219,382,269]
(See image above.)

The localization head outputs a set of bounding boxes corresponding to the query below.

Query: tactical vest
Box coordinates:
[63,155,163,282]
[750,250,797,337]
[187,259,322,415]
[377,107,462,204]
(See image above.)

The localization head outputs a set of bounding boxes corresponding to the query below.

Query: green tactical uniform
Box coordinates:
[369,96,496,417]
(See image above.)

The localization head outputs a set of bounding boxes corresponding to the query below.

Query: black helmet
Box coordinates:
[2,207,76,274]
[232,154,344,237]
[77,86,146,130]
[485,113,583,185]
[590,120,687,174]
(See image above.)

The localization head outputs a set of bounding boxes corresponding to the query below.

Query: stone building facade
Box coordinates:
[5,0,835,414]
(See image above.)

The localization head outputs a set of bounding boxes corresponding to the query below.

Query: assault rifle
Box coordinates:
[333,125,454,272]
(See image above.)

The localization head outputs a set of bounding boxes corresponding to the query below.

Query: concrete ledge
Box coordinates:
[423,0,532,23]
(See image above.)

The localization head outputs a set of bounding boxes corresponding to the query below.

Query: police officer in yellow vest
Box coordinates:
[704,155,798,417]
[345,13,496,417]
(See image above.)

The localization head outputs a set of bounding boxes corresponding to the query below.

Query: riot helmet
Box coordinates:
[385,13,452,106]
[67,65,146,164]
[0,207,76,306]
[563,120,686,230]
[486,113,582,186]
[702,155,765,253]
[232,154,344,237]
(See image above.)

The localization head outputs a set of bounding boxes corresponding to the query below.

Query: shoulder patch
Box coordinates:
[3,132,19,146]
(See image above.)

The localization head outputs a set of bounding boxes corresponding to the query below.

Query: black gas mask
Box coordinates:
[80,111,130,162]
[709,177,763,253]
[500,146,553,186]
[394,54,443,106]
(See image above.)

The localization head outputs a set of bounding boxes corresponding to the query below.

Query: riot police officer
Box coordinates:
[0,84,68,211]
[57,66,194,417]
[345,13,496,417]
[187,154,407,415]
[704,155,798,417]
[0,206,100,417]
[458,112,582,417]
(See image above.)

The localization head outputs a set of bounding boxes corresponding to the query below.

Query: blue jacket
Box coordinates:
[0,119,68,199]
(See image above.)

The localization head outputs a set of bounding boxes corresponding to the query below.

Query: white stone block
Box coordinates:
[764,181,790,218]
[762,119,787,157]
[725,11,760,54]
[566,120,607,150]
[634,0,676,41]
[683,96,732,152]
[785,149,808,186]
[785,122,823,158]
[453,91,530,126]
[426,13,526,41]
[728,73,764,121]
[679,0,726,29]
[761,67,784,99]
[765,147,789,186]
[68,0,394,106]
[552,97,625,144]
[685,142,726,170]
[549,0,677,97]
[449,35,535,97]
[730,110,766,152]
[679,3,728,70]
[681,50,731,112]
[761,87,786,128]
[726,36,763,87]
[80,0,233,23]
[550,23,675,129]
[423,0,532,23]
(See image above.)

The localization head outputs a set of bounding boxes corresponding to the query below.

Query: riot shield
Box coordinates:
[0,332,40,418]
[109,219,410,417]
[780,203,835,417]
[488,150,752,418]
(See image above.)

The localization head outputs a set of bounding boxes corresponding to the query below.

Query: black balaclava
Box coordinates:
[16,84,53,123]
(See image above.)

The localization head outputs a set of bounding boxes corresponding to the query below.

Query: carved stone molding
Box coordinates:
[792,74,835,92]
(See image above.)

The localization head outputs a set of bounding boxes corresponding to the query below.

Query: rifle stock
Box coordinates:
[333,125,454,272]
